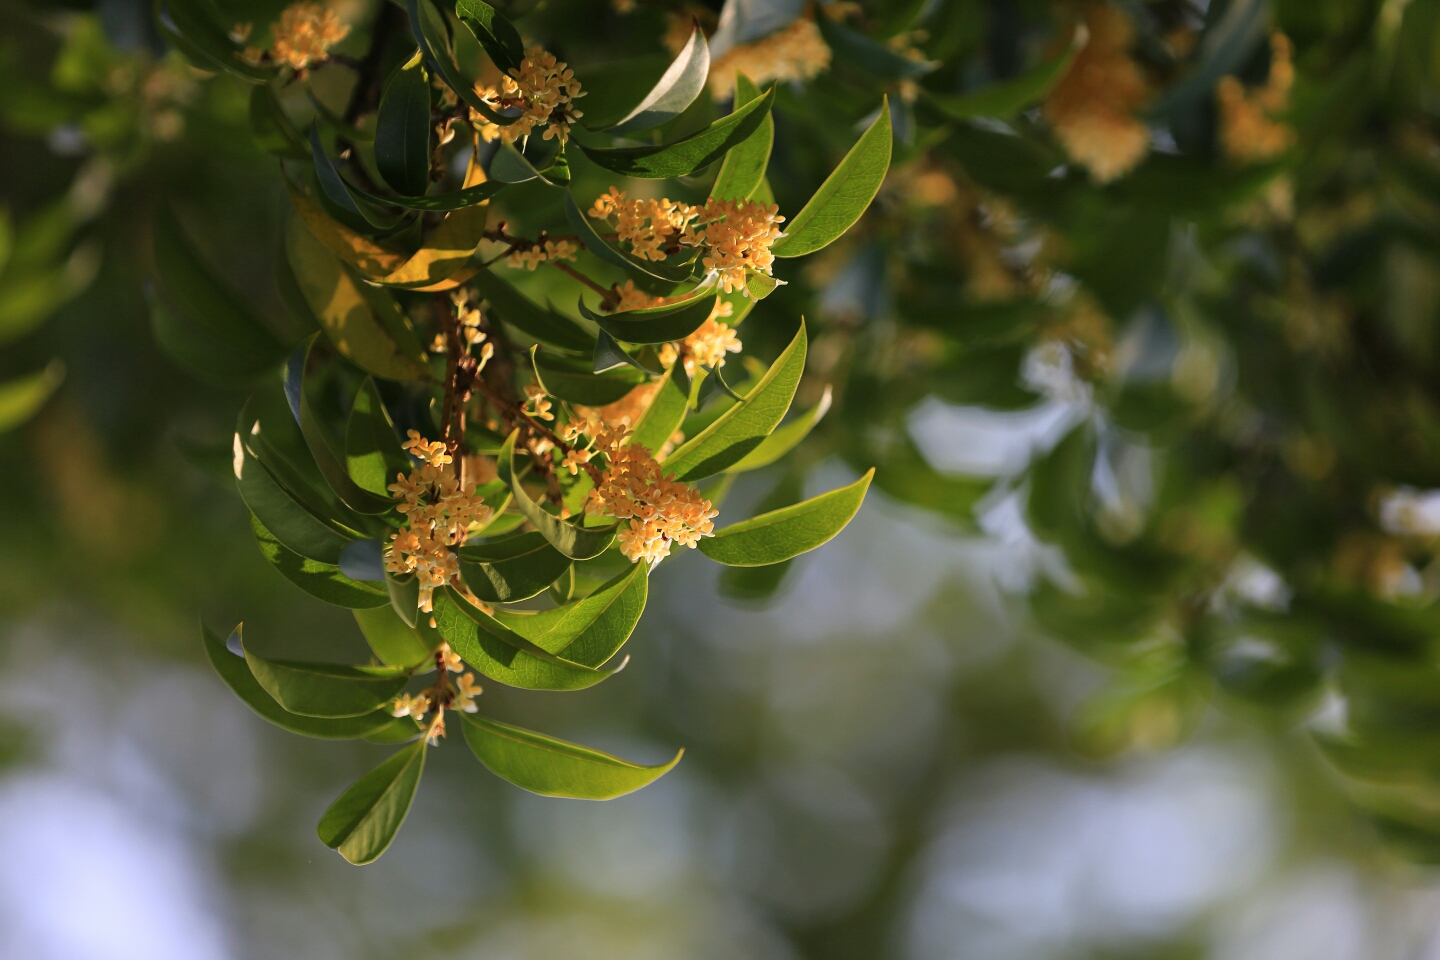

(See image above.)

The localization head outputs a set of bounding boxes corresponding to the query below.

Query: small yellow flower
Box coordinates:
[561,447,592,475]
[453,673,482,713]
[391,692,432,719]
[523,383,554,421]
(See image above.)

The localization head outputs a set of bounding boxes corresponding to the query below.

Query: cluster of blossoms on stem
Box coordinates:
[431,290,497,362]
[385,432,493,614]
[558,420,718,564]
[1042,4,1151,184]
[472,47,584,145]
[703,15,832,100]
[390,643,483,745]
[235,1,349,72]
[1216,33,1295,164]
[589,190,784,295]
[507,237,580,270]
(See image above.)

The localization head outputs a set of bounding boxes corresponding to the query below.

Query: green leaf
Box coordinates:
[494,563,647,667]
[235,431,354,564]
[578,84,776,179]
[364,715,426,744]
[375,58,433,198]
[295,348,397,515]
[581,290,719,345]
[605,22,709,135]
[459,530,574,603]
[0,359,63,433]
[244,648,411,718]
[816,16,936,80]
[309,125,410,231]
[920,27,1080,120]
[564,189,699,284]
[241,389,369,533]
[719,470,802,601]
[771,101,892,258]
[699,468,873,566]
[725,385,830,472]
[317,740,425,865]
[204,624,396,739]
[346,377,412,497]
[461,714,680,799]
[250,513,391,608]
[249,84,308,159]
[435,589,620,690]
[629,363,690,455]
[455,0,525,74]
[151,205,286,383]
[498,431,617,559]
[350,180,507,212]
[532,349,646,405]
[285,218,431,381]
[354,604,437,667]
[661,322,807,481]
[409,0,517,127]
[469,266,594,353]
[710,74,773,201]
[158,0,277,82]
[386,568,422,627]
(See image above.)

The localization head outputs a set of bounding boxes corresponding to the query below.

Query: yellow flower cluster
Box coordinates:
[561,422,717,564]
[507,238,580,270]
[1217,33,1295,164]
[390,644,482,745]
[1042,4,1151,184]
[385,432,493,614]
[707,16,832,100]
[238,1,349,71]
[473,47,584,145]
[589,190,784,295]
[523,383,554,421]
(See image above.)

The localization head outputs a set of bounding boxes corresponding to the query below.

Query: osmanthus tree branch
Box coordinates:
[482,226,621,306]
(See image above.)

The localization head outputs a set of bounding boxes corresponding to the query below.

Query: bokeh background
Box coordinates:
[7,0,1440,957]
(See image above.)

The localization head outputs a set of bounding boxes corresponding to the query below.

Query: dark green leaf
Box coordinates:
[346,377,412,497]
[582,290,719,345]
[235,432,354,564]
[455,0,524,74]
[662,321,807,480]
[435,589,621,690]
[459,530,574,603]
[375,58,434,198]
[158,0,277,82]
[498,430,618,560]
[817,15,937,80]
[151,205,286,383]
[920,26,1080,120]
[249,84,308,159]
[354,604,437,668]
[244,648,411,718]
[710,73,773,201]
[605,22,709,135]
[203,624,395,738]
[469,266,595,353]
[250,513,391,608]
[771,101,892,258]
[578,85,776,179]
[461,713,680,799]
[719,469,802,601]
[317,740,425,864]
[409,0,518,127]
[700,468,873,565]
[309,125,409,231]
[494,562,647,667]
[533,350,645,406]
